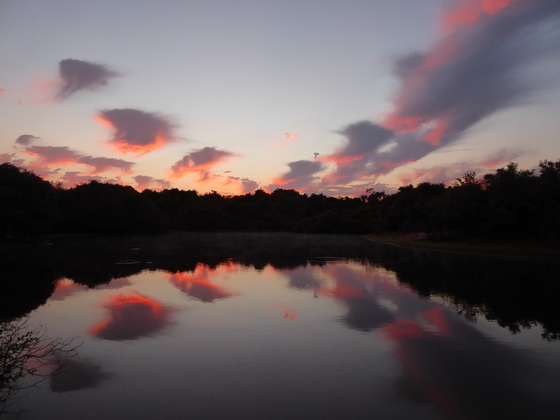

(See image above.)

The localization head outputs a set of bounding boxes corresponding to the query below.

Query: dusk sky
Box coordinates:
[2,0,560,196]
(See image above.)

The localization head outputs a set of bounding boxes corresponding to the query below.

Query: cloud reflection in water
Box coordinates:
[89,291,173,340]
[50,358,111,393]
[168,264,236,303]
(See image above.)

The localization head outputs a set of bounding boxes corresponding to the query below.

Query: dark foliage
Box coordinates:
[1,160,560,242]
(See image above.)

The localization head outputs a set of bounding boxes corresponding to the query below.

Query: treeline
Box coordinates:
[1,160,559,242]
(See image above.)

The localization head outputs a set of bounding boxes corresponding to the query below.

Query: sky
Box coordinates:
[1,0,560,196]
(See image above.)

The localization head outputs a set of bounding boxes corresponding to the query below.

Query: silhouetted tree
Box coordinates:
[1,318,79,417]
[2,160,560,242]
[0,163,57,237]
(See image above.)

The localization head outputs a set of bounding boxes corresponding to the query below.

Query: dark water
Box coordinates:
[2,233,560,419]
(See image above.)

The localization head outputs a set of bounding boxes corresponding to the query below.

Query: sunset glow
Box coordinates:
[2,0,559,195]
[443,0,520,30]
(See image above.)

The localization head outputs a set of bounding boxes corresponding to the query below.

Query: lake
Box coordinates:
[2,233,560,419]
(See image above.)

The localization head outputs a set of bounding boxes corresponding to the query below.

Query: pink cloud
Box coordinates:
[169,147,236,181]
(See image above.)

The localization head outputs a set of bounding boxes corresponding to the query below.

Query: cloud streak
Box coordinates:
[324,0,560,188]
[23,145,134,174]
[384,0,560,145]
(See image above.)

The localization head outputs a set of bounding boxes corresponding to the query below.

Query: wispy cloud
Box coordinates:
[77,156,134,175]
[324,0,560,188]
[383,0,560,145]
[396,149,528,185]
[24,145,134,173]
[24,145,82,165]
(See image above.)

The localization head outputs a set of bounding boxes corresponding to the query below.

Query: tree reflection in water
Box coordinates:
[1,233,559,419]
[0,318,79,418]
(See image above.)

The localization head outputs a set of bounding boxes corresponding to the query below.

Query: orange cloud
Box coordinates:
[169,147,235,181]
[168,266,235,303]
[89,291,172,340]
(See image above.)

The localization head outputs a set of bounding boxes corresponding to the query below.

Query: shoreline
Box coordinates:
[363,234,560,261]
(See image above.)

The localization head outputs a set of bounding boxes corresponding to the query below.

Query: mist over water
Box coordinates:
[2,233,560,419]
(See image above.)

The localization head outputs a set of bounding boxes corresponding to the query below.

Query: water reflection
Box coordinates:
[50,358,110,393]
[283,266,324,290]
[2,233,558,339]
[3,234,560,419]
[89,291,173,340]
[168,263,236,303]
[268,302,298,320]
[382,306,560,419]
[307,261,560,418]
[0,318,79,417]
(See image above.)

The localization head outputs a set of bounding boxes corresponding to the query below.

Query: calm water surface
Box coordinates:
[3,233,560,419]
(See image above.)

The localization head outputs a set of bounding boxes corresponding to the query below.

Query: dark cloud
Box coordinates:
[334,121,394,158]
[384,0,560,145]
[23,145,134,177]
[98,108,177,156]
[25,145,81,164]
[170,147,235,181]
[57,58,117,100]
[323,1,560,188]
[270,159,325,190]
[15,134,40,146]
[374,133,437,168]
[285,268,323,290]
[322,121,398,185]
[50,359,110,392]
